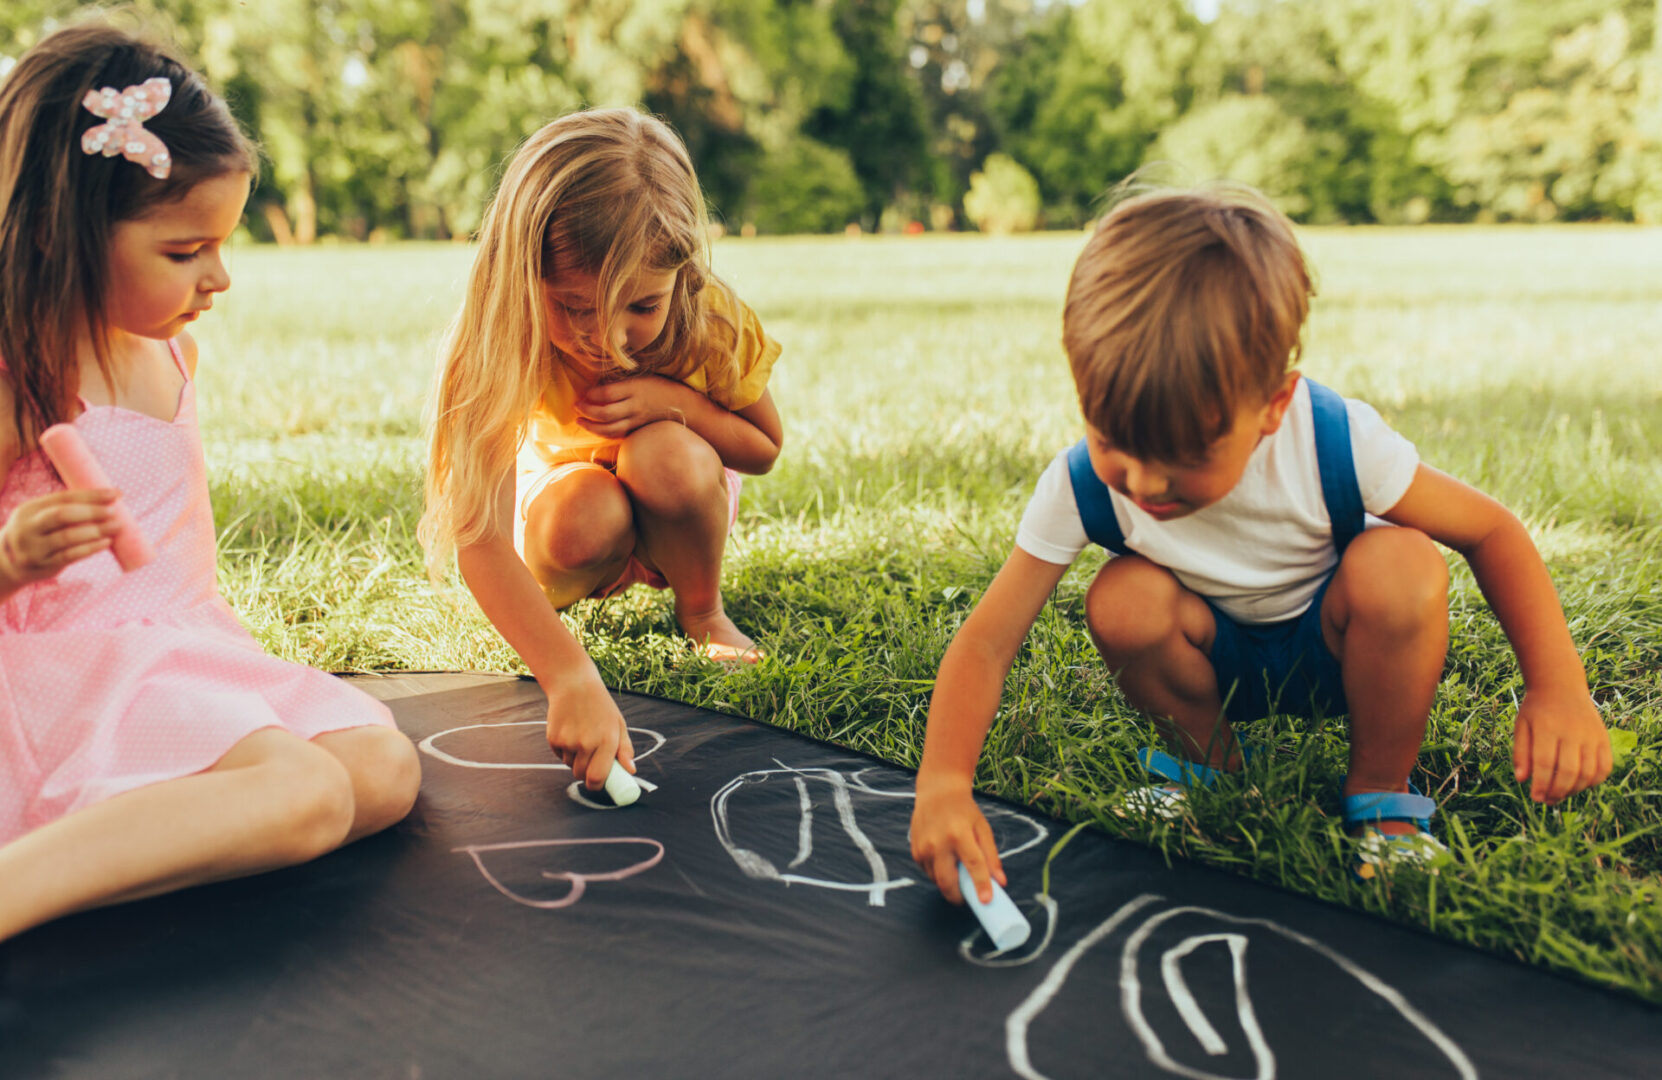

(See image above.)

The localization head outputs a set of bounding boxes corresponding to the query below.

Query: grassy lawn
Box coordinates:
[195,228,1662,1001]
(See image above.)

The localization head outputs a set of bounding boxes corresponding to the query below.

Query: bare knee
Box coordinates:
[615,422,723,516]
[262,742,357,863]
[525,471,633,574]
[1087,556,1190,661]
[348,728,421,832]
[1332,528,1448,638]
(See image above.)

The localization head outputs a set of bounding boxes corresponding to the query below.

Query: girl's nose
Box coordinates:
[202,254,231,293]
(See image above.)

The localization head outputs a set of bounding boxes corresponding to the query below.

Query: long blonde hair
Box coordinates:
[419,107,737,578]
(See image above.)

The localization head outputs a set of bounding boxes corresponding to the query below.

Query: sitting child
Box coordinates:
[911,183,1610,899]
[0,22,419,942]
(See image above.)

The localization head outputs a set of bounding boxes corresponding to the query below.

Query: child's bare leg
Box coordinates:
[1321,527,1449,834]
[0,728,358,942]
[310,725,421,843]
[615,421,757,661]
[522,466,636,609]
[1086,555,1241,770]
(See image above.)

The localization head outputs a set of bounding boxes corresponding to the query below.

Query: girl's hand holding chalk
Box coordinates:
[603,760,642,807]
[38,424,155,572]
[0,487,122,592]
[545,672,637,797]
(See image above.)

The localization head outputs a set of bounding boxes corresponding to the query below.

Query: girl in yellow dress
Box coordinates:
[421,108,783,793]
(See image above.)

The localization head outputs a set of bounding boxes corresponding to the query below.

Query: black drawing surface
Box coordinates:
[1,674,1655,1079]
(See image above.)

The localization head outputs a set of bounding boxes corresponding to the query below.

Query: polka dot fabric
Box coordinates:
[0,341,394,844]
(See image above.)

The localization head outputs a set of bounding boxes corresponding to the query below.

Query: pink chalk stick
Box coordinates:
[38,424,155,572]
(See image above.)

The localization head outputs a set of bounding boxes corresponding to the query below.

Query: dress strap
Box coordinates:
[165,337,189,380]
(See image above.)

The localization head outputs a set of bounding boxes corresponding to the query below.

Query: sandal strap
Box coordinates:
[1137,745,1253,788]
[1342,790,1436,830]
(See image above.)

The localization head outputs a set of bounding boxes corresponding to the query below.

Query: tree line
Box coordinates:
[4,0,1658,239]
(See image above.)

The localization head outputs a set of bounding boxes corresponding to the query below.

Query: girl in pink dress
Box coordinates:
[0,22,419,943]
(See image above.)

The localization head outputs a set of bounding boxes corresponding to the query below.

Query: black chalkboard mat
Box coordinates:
[2,673,1656,1079]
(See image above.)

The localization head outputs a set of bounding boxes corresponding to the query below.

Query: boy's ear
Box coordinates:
[1258,370,1301,435]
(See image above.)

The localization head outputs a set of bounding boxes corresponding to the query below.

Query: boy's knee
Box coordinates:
[1087,556,1185,657]
[1336,528,1448,634]
[616,422,723,514]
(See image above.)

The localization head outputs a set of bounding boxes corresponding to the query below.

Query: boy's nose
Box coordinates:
[1121,460,1169,500]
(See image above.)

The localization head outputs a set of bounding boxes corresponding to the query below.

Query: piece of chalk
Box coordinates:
[38,424,155,572]
[958,863,1030,951]
[603,760,641,807]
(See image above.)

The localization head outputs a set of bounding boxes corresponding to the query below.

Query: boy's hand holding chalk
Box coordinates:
[958,863,1031,951]
[39,424,154,572]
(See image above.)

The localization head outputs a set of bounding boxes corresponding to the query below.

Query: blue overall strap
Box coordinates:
[1066,438,1128,555]
[1306,379,1365,556]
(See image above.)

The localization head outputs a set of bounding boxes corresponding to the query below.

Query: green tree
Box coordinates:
[962,151,1038,232]
[986,0,1202,225]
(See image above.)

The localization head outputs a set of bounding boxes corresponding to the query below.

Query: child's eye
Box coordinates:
[629,303,660,315]
[165,250,199,263]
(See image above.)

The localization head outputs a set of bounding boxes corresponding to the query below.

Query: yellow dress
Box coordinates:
[512,287,781,598]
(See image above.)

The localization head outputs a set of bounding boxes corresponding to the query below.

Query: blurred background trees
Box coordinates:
[5,0,1656,237]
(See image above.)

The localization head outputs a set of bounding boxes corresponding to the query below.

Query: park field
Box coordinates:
[192,228,1661,1000]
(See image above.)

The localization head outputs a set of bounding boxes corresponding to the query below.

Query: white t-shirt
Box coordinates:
[1015,381,1420,624]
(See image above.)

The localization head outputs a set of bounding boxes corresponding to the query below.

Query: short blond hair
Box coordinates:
[1062,184,1313,462]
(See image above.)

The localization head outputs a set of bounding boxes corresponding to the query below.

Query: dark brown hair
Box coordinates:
[1062,183,1314,463]
[0,19,258,447]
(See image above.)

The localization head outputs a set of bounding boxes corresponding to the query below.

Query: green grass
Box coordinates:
[196,228,1662,1001]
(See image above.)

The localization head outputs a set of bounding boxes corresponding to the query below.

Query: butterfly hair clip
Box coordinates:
[81,77,173,180]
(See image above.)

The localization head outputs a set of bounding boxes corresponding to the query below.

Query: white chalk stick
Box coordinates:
[39,424,155,572]
[603,760,641,807]
[958,863,1030,951]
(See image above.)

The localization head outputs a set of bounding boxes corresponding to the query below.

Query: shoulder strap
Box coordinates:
[1066,438,1128,555]
[1305,379,1365,555]
[165,337,189,380]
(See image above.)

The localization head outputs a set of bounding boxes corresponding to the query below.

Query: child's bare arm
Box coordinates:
[913,547,1069,904]
[576,379,783,473]
[1382,464,1609,801]
[455,469,634,790]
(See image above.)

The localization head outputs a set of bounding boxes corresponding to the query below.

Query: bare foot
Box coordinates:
[677,602,765,664]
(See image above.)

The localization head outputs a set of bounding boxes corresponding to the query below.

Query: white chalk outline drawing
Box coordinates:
[417,722,665,771]
[1005,893,1479,1080]
[959,892,1059,968]
[567,776,660,809]
[710,761,1046,908]
[455,837,666,910]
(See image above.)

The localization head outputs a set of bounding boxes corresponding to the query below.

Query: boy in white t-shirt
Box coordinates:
[911,184,1611,898]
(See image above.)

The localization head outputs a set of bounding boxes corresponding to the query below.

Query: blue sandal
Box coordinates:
[1342,781,1446,880]
[1122,746,1253,820]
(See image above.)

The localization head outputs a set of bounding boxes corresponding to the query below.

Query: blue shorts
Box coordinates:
[1204,575,1347,724]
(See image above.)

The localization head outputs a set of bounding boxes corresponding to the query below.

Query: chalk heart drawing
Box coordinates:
[710,763,1046,909]
[455,838,666,910]
[1005,894,1478,1080]
[418,721,664,807]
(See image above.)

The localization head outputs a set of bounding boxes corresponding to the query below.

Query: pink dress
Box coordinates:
[0,341,395,845]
